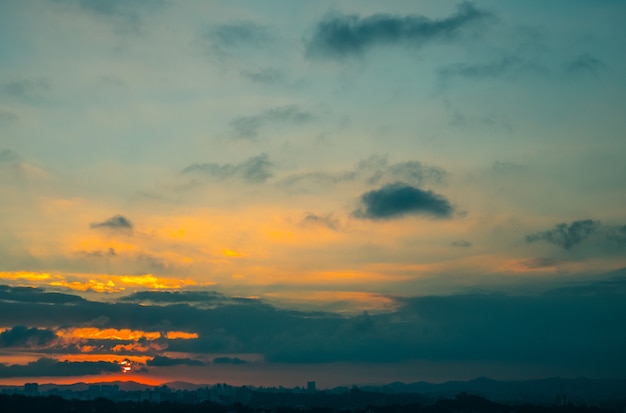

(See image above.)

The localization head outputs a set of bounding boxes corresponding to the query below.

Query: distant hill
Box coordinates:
[2,377,625,404]
[35,380,152,392]
[362,377,626,403]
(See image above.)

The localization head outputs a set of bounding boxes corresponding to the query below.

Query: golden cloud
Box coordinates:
[165,331,199,340]
[0,271,53,281]
[56,327,199,342]
[0,271,201,293]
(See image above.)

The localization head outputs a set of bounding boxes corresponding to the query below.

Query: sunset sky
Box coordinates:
[1,0,625,388]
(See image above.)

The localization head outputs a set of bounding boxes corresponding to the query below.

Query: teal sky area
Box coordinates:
[0,0,625,386]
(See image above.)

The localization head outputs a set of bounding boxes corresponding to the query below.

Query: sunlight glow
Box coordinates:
[57,328,199,342]
[0,271,52,281]
[165,331,199,340]
[0,271,203,293]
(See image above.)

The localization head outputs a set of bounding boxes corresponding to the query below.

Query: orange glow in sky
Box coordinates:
[57,328,198,342]
[0,271,202,293]
[58,328,161,341]
[165,331,199,339]
[0,271,53,281]
[58,354,151,364]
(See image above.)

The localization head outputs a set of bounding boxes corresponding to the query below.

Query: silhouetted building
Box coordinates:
[24,383,39,396]
[307,381,316,393]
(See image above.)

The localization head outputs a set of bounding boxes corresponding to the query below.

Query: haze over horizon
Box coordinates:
[1,0,625,387]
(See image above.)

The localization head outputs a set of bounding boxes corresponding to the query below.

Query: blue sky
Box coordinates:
[0,0,625,386]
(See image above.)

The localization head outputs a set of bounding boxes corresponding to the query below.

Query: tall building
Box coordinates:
[307,381,316,393]
[24,383,39,396]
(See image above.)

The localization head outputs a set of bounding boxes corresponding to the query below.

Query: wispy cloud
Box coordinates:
[438,57,526,81]
[0,149,19,163]
[241,67,285,84]
[202,21,274,58]
[230,106,314,139]
[526,219,626,251]
[301,212,340,230]
[90,214,134,231]
[279,156,447,192]
[0,111,18,123]
[52,0,165,31]
[0,78,51,102]
[565,54,604,75]
[183,153,274,184]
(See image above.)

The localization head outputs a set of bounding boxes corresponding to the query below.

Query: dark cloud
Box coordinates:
[526,220,600,250]
[0,358,121,378]
[257,279,626,366]
[545,271,626,297]
[301,212,340,230]
[147,356,205,367]
[451,240,472,248]
[120,290,230,305]
[230,105,314,139]
[0,326,57,348]
[306,2,491,59]
[241,68,284,84]
[353,182,454,220]
[0,277,624,372]
[380,282,626,366]
[0,285,85,304]
[213,356,247,365]
[90,214,134,231]
[566,54,604,75]
[183,153,274,184]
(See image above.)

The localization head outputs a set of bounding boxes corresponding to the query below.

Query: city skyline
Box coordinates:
[1,0,625,386]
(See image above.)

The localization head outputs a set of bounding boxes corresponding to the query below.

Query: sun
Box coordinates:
[120,359,132,373]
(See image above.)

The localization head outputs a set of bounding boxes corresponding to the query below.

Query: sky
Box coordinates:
[0,0,625,388]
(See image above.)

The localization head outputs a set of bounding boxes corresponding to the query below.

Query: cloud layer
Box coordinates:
[0,276,624,376]
[1,0,626,385]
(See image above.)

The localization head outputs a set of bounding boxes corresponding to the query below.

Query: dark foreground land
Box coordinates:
[0,391,623,413]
